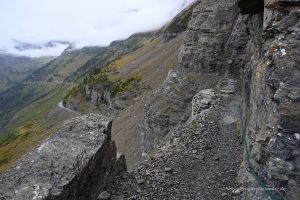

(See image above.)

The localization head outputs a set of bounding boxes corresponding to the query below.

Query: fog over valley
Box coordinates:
[0,0,193,57]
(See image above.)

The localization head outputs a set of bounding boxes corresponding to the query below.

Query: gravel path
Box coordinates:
[107,91,243,200]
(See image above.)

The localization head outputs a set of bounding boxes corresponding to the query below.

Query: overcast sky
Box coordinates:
[0,0,193,57]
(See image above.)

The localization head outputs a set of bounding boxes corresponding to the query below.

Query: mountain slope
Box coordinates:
[0,54,52,92]
[0,31,161,174]
[63,2,196,169]
[66,32,155,82]
[0,32,154,132]
[25,46,103,83]
[0,0,196,176]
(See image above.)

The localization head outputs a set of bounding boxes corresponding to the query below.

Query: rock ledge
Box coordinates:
[0,114,126,200]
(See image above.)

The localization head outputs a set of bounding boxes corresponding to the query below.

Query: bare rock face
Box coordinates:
[217,79,236,94]
[238,0,300,199]
[140,0,299,199]
[178,0,239,74]
[0,114,126,200]
[139,70,197,153]
[139,0,238,154]
[191,89,218,118]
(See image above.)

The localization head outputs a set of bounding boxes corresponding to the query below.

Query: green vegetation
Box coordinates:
[0,157,9,165]
[192,120,198,129]
[0,85,72,174]
[0,31,155,174]
[64,62,141,109]
[78,100,88,113]
[20,130,32,140]
[66,32,153,82]
[111,76,141,96]
[0,134,19,147]
[23,122,34,129]
[0,85,70,145]
[0,54,52,92]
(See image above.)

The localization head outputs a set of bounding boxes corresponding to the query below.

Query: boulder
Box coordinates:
[0,114,126,200]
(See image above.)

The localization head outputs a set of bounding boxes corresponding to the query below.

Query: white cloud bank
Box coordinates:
[0,0,194,57]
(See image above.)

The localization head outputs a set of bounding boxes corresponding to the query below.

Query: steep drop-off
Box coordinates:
[109,0,300,199]
[0,32,155,174]
[0,0,299,200]
[0,114,126,200]
[63,3,195,170]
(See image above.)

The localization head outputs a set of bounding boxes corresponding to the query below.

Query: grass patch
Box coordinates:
[111,76,141,97]
[20,130,32,140]
[191,120,198,129]
[108,38,159,72]
[0,134,19,147]
[0,85,72,174]
[0,85,69,144]
[23,122,34,129]
[78,99,88,113]
[0,157,9,165]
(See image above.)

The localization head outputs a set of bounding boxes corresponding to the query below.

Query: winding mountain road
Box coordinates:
[58,101,76,113]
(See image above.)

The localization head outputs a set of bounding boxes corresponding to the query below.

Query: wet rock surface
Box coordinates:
[108,89,242,199]
[0,114,126,200]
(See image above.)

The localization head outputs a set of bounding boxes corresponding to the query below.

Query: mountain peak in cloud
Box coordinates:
[13,40,72,52]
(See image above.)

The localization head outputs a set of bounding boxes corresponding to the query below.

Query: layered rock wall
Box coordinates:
[140,0,240,153]
[239,0,300,199]
[141,0,300,199]
[179,0,240,74]
[0,114,126,200]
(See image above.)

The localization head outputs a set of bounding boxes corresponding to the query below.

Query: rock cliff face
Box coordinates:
[140,0,300,199]
[0,114,126,200]
[1,1,299,199]
[140,0,239,153]
[238,0,300,199]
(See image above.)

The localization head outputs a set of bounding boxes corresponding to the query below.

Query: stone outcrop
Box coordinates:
[0,114,126,200]
[178,0,239,74]
[107,86,242,199]
[238,0,300,199]
[139,0,238,153]
[1,1,299,199]
[139,70,198,153]
[191,89,218,119]
[139,0,300,199]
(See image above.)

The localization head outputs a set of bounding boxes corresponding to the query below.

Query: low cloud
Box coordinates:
[0,0,193,57]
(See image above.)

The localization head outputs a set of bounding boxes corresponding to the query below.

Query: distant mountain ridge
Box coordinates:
[13,40,72,52]
[0,54,53,92]
[0,31,154,135]
[0,1,195,175]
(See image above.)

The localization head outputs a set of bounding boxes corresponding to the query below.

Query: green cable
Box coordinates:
[239,108,278,200]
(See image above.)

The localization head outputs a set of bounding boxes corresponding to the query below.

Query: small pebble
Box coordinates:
[233,189,242,195]
[221,192,227,197]
[164,167,172,172]
[137,179,144,185]
[98,191,110,200]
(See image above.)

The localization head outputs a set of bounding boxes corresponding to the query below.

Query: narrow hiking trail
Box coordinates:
[107,85,243,200]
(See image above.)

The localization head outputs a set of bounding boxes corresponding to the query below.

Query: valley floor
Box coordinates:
[107,88,243,199]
